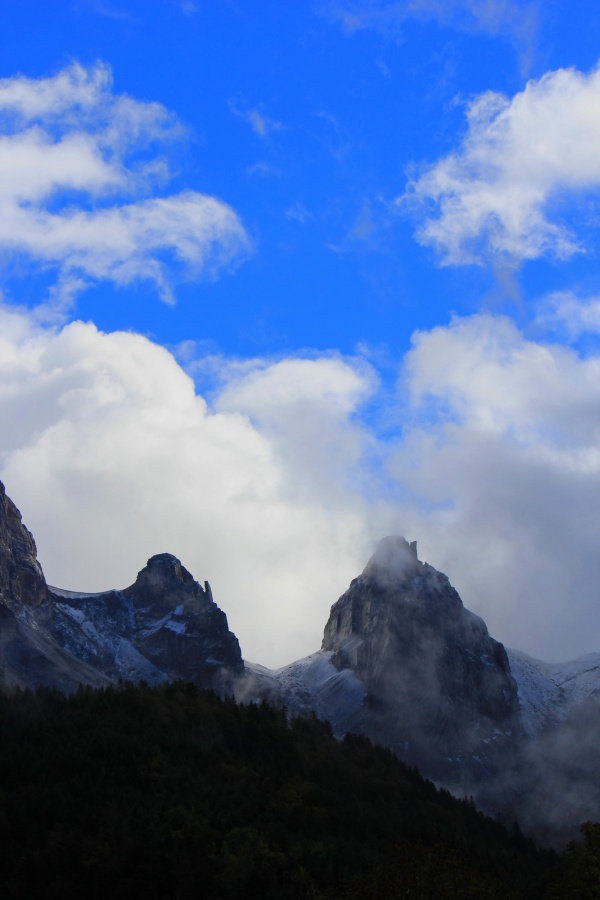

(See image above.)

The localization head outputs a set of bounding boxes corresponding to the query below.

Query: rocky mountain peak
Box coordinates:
[134,553,196,592]
[321,538,521,788]
[49,551,244,689]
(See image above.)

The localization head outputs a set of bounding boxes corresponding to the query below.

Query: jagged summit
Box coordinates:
[141,553,194,583]
[136,553,216,605]
[320,537,520,789]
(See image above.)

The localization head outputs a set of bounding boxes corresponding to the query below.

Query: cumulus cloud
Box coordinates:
[403,64,600,265]
[4,302,600,665]
[394,313,600,661]
[0,306,388,667]
[216,356,378,501]
[0,62,250,305]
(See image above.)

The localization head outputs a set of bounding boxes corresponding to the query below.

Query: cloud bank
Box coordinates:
[0,305,385,667]
[404,64,600,265]
[395,313,600,661]
[3,303,600,665]
[0,62,250,306]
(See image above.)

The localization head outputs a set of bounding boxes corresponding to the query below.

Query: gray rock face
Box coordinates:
[0,481,47,611]
[0,481,108,689]
[0,480,243,693]
[321,537,521,789]
[49,553,243,691]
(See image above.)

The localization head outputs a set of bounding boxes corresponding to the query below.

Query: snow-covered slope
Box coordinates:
[507,648,600,736]
[240,651,366,734]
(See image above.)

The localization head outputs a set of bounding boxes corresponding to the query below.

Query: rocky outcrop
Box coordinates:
[321,537,521,789]
[0,482,108,689]
[49,553,244,692]
[0,481,47,610]
[0,602,111,691]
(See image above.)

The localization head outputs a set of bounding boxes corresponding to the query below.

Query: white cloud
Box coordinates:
[536,290,600,340]
[403,64,600,265]
[229,100,282,137]
[0,62,250,306]
[0,309,387,667]
[5,304,600,667]
[393,313,600,661]
[217,356,378,502]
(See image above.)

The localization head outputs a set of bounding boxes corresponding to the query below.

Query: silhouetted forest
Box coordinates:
[0,681,589,898]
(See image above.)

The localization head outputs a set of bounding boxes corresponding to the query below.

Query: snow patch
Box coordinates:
[508,648,600,736]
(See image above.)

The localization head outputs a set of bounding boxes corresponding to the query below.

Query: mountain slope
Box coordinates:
[0,680,554,899]
[48,552,243,692]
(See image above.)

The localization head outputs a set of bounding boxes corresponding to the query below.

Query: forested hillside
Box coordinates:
[0,681,564,899]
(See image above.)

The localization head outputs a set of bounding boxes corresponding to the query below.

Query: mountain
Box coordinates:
[508,648,600,736]
[0,481,243,693]
[240,538,600,837]
[2,478,600,840]
[506,648,600,843]
[242,536,522,801]
[47,553,243,692]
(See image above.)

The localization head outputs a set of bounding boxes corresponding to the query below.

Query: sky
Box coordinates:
[2,0,600,667]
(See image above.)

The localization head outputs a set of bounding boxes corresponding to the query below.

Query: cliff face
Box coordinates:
[0,482,108,690]
[321,537,521,788]
[0,482,47,611]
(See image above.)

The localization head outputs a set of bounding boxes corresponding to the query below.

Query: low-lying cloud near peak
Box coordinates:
[3,303,600,666]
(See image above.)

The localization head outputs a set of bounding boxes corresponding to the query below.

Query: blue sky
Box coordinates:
[3,0,600,666]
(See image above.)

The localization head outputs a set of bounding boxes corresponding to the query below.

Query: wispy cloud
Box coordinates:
[180,1,197,15]
[285,203,313,224]
[0,62,250,308]
[323,0,539,71]
[402,64,600,267]
[73,0,136,23]
[229,99,282,137]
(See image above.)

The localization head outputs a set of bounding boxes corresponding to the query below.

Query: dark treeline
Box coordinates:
[0,680,587,898]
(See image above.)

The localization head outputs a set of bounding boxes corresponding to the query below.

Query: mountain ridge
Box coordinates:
[1,478,599,840]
